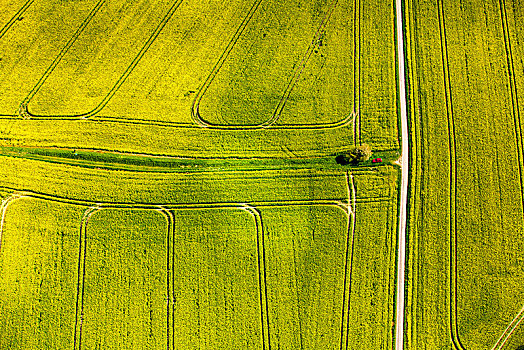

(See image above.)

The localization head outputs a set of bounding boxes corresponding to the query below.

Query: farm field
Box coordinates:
[0,0,399,156]
[404,0,524,348]
[0,0,404,348]
[0,156,399,349]
[0,0,105,115]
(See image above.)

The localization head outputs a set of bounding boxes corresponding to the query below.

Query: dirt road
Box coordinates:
[394,0,409,348]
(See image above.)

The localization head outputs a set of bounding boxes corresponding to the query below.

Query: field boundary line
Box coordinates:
[157,207,175,350]
[436,0,464,349]
[491,304,524,350]
[0,0,34,40]
[242,205,271,350]
[19,0,107,118]
[339,171,356,349]
[21,0,184,120]
[73,205,101,350]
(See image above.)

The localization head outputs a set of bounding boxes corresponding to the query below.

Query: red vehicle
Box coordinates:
[372,158,383,163]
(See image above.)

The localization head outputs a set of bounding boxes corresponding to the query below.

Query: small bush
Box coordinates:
[336,144,372,165]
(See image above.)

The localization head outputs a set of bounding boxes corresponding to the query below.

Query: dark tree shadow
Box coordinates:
[516,346,524,350]
[335,155,349,165]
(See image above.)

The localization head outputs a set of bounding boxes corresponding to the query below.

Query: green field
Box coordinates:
[0,0,399,156]
[0,0,479,348]
[0,156,399,349]
[405,0,524,348]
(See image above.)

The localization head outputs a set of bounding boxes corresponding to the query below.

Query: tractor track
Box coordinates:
[156,207,175,350]
[19,0,107,119]
[436,0,464,348]
[438,0,524,348]
[188,0,357,131]
[339,171,356,349]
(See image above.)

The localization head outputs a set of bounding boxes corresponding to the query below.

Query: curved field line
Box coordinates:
[71,203,270,349]
[242,205,271,350]
[21,0,184,120]
[491,304,524,350]
[0,187,353,209]
[0,0,34,40]
[268,0,340,128]
[0,194,27,251]
[191,0,355,131]
[4,111,356,130]
[101,111,356,130]
[73,205,101,350]
[18,0,107,119]
[190,0,264,128]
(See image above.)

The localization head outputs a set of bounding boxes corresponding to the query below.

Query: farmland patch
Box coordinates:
[0,197,83,349]
[171,208,265,349]
[0,0,103,115]
[404,0,524,348]
[0,0,399,157]
[262,205,349,349]
[77,208,168,349]
[0,157,399,348]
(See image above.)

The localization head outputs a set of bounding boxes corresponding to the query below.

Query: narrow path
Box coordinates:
[394,0,409,348]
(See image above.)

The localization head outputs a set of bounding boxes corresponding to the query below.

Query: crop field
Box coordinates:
[0,156,399,349]
[405,0,524,348]
[0,0,404,348]
[0,0,399,157]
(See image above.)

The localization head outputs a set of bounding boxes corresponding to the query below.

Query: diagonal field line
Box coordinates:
[491,304,524,350]
[0,0,34,40]
[19,0,107,118]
